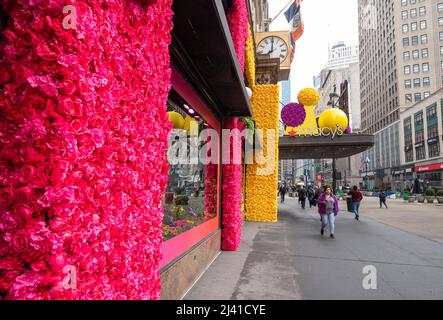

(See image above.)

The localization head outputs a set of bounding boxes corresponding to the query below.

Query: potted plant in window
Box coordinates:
[425,187,435,204]
[417,193,425,203]
[436,190,443,204]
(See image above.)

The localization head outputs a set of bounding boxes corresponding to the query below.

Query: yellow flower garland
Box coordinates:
[245,84,280,222]
[245,24,255,88]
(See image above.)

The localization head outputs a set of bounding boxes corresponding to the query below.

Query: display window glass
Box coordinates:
[163,89,218,241]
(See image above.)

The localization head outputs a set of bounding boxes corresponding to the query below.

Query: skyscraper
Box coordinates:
[327,41,359,70]
[358,0,399,134]
[358,0,443,190]
[359,0,443,134]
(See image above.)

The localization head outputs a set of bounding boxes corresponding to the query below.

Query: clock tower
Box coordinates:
[255,31,292,82]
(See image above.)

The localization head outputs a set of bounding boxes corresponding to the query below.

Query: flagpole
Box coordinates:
[268,0,296,26]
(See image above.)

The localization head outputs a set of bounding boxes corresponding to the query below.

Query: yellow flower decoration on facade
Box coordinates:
[245,24,256,88]
[297,88,320,106]
[245,84,280,222]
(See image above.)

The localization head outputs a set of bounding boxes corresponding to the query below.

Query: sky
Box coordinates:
[268,0,359,100]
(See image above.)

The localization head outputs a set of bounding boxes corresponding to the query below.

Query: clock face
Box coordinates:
[257,36,289,63]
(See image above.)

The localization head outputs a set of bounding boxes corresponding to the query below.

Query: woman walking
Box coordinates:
[318,186,339,239]
[379,191,388,208]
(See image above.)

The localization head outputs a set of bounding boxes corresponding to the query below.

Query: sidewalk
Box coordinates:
[345,196,443,244]
[184,197,443,300]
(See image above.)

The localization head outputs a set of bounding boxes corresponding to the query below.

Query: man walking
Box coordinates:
[299,186,307,209]
[279,181,287,204]
[349,186,363,220]
[379,190,388,208]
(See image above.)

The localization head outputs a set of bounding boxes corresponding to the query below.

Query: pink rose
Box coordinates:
[9,231,30,253]
[13,204,34,228]
[19,165,36,184]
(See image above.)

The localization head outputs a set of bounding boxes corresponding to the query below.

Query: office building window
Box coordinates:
[415,92,422,102]
[403,24,409,33]
[429,143,440,158]
[419,6,426,16]
[406,94,413,103]
[423,77,430,86]
[404,65,411,74]
[405,79,412,88]
[420,34,427,44]
[402,10,408,19]
[411,22,418,31]
[411,0,416,4]
[415,111,424,127]
[440,31,443,40]
[412,36,419,45]
[413,64,420,73]
[422,48,428,58]
[422,62,429,72]
[414,78,421,87]
[420,20,427,29]
[424,91,430,98]
[439,3,443,12]
[413,50,419,59]
[427,104,437,120]
[404,51,410,60]
[411,8,417,18]
[416,145,426,160]
[406,150,414,162]
[403,37,410,47]
[439,17,443,26]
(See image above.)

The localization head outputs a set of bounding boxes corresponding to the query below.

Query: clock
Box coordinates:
[256,36,289,64]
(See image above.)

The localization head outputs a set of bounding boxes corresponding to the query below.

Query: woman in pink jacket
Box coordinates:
[318,186,339,239]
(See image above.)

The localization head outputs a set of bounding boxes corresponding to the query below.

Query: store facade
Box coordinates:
[0,0,254,300]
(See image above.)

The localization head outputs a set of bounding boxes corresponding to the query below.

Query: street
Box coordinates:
[185,197,443,300]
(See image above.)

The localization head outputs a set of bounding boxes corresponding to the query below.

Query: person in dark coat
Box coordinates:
[379,191,388,208]
[279,181,287,203]
[299,186,307,209]
[308,187,315,208]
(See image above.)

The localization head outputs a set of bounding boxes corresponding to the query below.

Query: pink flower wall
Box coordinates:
[0,0,173,299]
[226,0,248,75]
[221,118,242,251]
[221,0,248,251]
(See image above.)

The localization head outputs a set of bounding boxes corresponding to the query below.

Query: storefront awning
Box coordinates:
[279,134,375,160]
[171,0,253,117]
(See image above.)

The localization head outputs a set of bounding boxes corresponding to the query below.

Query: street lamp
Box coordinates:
[327,85,340,108]
[364,157,371,191]
[327,85,340,193]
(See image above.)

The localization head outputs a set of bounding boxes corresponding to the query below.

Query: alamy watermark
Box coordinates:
[63,5,77,30]
[362,265,377,290]
[62,265,77,290]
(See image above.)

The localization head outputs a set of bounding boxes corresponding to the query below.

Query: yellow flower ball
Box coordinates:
[183,115,197,134]
[318,108,349,133]
[167,111,184,129]
[297,88,320,106]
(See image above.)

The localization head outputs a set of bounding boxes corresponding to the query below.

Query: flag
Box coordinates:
[284,2,298,23]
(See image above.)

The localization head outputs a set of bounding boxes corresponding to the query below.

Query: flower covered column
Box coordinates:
[245,85,281,222]
[221,118,243,251]
[219,0,248,251]
[0,0,173,299]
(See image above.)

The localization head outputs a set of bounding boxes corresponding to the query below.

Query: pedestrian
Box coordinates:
[308,187,315,208]
[314,187,322,220]
[379,190,388,208]
[279,181,287,204]
[348,185,363,221]
[318,186,339,239]
[299,186,307,209]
